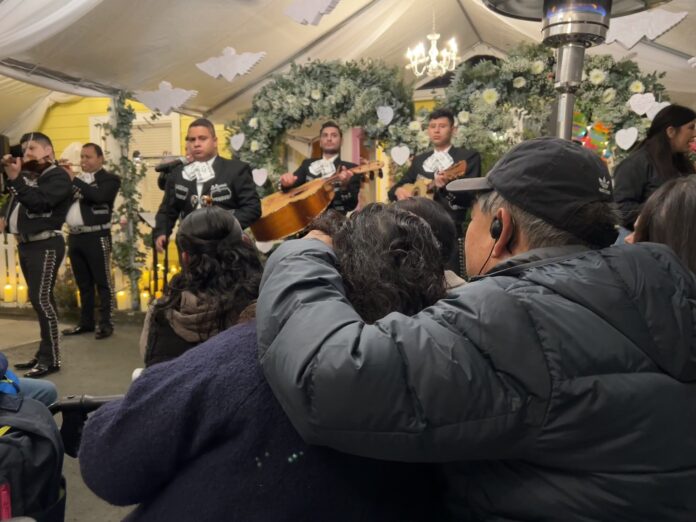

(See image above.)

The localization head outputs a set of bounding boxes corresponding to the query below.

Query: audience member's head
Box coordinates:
[394,197,456,265]
[157,206,263,332]
[447,137,619,276]
[309,204,446,323]
[642,104,696,179]
[627,176,696,272]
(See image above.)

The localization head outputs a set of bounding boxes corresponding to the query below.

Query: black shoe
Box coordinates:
[95,327,113,340]
[14,358,38,369]
[24,364,60,378]
[62,325,95,336]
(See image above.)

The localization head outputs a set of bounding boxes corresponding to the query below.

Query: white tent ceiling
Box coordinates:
[0,0,694,139]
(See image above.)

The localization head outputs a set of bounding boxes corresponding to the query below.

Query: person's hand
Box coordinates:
[58,158,75,179]
[155,235,167,253]
[433,171,447,188]
[395,186,412,201]
[304,229,333,248]
[279,172,298,188]
[2,155,21,180]
[337,166,353,187]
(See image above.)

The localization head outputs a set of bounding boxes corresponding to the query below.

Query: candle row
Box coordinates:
[3,284,28,305]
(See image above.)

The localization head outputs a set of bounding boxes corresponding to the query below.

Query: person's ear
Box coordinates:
[491,207,515,258]
[666,126,677,139]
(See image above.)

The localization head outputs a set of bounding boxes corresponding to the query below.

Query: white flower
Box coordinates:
[408,120,421,131]
[629,80,645,94]
[250,140,260,152]
[482,88,499,105]
[248,117,258,129]
[530,60,545,74]
[589,69,606,85]
[417,132,430,149]
[512,77,527,89]
[457,110,470,124]
[286,95,297,105]
[310,89,322,101]
[602,88,616,103]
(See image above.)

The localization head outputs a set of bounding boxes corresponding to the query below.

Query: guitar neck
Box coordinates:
[324,161,383,182]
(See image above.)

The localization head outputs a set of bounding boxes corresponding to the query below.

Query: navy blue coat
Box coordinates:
[79,320,440,521]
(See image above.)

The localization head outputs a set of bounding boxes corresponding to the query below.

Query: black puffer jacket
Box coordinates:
[258,240,696,521]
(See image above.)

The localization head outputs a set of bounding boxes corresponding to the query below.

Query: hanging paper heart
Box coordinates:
[615,127,639,150]
[390,145,410,166]
[251,168,268,186]
[230,133,245,151]
[628,93,656,116]
[646,101,670,121]
[376,106,394,125]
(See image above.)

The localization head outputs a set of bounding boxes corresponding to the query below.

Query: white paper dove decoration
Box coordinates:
[285,0,341,26]
[688,57,696,69]
[196,47,266,83]
[135,82,197,115]
[605,9,687,49]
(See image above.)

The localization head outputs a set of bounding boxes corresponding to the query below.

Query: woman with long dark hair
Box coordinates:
[80,203,447,522]
[140,205,263,366]
[613,104,696,230]
[626,176,696,272]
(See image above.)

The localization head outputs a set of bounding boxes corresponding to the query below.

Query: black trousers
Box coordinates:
[18,235,65,367]
[67,232,114,331]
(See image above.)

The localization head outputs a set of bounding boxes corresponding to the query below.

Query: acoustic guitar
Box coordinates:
[250,161,383,242]
[400,160,468,199]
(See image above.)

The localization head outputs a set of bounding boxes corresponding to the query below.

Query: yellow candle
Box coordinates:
[16,285,28,305]
[116,290,130,311]
[3,284,15,302]
[155,291,163,299]
[139,291,150,312]
[140,271,150,288]
[75,290,81,308]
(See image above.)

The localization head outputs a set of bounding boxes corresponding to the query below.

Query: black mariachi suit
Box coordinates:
[388,146,481,275]
[67,169,121,332]
[154,156,261,238]
[285,157,359,214]
[2,164,72,368]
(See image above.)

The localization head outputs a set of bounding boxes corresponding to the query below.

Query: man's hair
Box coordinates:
[320,121,342,137]
[188,118,216,138]
[82,143,104,157]
[19,132,53,149]
[428,108,455,127]
[477,190,618,250]
[394,197,457,264]
[634,176,696,272]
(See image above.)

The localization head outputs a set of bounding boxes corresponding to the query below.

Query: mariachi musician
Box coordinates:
[0,132,72,378]
[62,143,121,340]
[389,108,481,275]
[279,121,359,214]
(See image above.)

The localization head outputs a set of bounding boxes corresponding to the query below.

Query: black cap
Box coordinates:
[447,137,618,247]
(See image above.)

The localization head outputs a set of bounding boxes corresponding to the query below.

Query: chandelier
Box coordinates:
[405,13,459,78]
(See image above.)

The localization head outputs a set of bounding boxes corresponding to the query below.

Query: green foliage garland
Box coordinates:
[227,59,414,186]
[101,91,148,310]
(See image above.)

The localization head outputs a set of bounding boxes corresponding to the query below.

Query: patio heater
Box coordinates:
[481,0,671,139]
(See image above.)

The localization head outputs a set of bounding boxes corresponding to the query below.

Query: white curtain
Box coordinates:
[2,91,80,143]
[0,0,104,58]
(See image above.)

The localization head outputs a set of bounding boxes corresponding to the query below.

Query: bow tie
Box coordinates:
[182,162,215,183]
[422,151,454,173]
[309,159,337,178]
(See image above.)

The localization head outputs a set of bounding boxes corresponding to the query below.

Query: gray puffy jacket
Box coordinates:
[258,239,696,521]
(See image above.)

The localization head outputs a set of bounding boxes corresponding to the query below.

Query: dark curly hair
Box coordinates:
[154,207,263,338]
[328,203,446,323]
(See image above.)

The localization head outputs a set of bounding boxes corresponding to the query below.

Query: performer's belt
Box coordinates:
[68,223,112,235]
[16,231,62,244]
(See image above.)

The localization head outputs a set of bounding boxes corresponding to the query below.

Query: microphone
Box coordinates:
[154,157,191,173]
